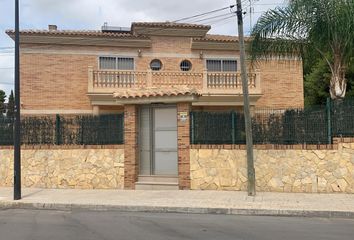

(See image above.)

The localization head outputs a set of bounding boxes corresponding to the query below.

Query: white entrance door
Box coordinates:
[139,106,178,176]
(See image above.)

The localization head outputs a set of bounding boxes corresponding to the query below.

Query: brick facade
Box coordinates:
[18,37,304,113]
[123,104,139,189]
[254,59,304,108]
[20,52,96,111]
[177,102,191,189]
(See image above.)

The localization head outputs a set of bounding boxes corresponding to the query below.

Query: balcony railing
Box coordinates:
[88,67,261,95]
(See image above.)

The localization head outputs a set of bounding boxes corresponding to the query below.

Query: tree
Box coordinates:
[250,0,354,100]
[304,56,354,106]
[7,90,15,118]
[0,90,6,117]
[304,58,331,106]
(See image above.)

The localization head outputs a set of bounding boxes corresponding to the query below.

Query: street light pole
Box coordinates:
[236,0,256,196]
[14,0,21,200]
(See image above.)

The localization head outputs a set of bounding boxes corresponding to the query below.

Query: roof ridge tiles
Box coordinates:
[132,21,211,29]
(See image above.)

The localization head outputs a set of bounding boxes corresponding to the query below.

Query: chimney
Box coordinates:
[48,25,57,31]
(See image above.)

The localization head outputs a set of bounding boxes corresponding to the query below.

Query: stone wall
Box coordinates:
[0,147,124,189]
[190,141,354,193]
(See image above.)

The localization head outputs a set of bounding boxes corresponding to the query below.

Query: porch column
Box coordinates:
[92,106,99,116]
[177,102,191,189]
[124,104,139,189]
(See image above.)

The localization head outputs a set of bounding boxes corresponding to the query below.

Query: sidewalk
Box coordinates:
[1,187,353,218]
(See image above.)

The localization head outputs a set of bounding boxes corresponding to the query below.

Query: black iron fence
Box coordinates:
[0,114,124,145]
[1,99,353,146]
[0,117,14,146]
[191,98,354,145]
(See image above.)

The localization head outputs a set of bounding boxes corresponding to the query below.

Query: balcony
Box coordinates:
[88,67,262,96]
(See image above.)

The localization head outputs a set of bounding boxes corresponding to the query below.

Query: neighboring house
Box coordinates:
[6,22,304,190]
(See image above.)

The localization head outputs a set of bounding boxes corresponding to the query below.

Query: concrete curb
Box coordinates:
[1,201,354,219]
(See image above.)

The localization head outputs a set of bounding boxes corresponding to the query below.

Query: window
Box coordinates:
[117,58,134,70]
[222,60,237,72]
[150,59,162,71]
[99,57,116,69]
[99,57,134,70]
[206,59,237,72]
[206,60,221,71]
[180,60,192,71]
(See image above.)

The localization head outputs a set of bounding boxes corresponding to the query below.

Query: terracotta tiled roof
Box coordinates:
[5,29,142,38]
[132,22,211,30]
[194,34,251,42]
[6,23,247,41]
[113,87,201,99]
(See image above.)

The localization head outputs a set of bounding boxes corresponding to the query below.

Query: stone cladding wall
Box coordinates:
[190,139,354,193]
[0,146,124,189]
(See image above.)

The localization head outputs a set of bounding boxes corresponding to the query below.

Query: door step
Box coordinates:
[135,176,179,190]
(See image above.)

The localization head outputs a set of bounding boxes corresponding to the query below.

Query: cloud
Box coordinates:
[19,0,235,29]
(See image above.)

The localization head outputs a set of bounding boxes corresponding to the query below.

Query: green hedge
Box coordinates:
[191,98,354,145]
[0,114,124,145]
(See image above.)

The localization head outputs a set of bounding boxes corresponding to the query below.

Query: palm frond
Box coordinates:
[249,0,354,65]
[249,5,310,60]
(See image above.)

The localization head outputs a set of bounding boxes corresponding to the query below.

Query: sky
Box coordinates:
[0,0,287,100]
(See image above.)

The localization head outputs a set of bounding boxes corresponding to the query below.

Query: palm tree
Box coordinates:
[249,0,354,99]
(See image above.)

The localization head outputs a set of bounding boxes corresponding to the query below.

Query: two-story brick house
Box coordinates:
[6,22,304,190]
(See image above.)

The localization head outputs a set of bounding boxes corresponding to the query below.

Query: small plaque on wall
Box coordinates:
[179,112,188,122]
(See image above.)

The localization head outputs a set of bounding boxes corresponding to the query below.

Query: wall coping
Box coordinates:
[0,138,352,151]
[191,138,353,150]
[333,137,354,144]
[0,144,124,150]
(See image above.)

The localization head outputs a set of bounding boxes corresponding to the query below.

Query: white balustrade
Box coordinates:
[88,67,261,95]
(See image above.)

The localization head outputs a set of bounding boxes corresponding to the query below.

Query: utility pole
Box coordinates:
[249,0,253,32]
[236,0,256,196]
[249,0,259,33]
[14,0,21,200]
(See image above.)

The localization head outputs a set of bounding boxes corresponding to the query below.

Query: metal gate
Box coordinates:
[139,105,178,176]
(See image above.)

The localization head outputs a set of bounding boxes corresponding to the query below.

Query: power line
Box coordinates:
[139,5,240,36]
[190,12,235,24]
[209,16,237,28]
[204,15,237,26]
[174,5,235,23]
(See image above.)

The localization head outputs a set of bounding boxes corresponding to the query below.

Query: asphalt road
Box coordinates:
[0,209,353,240]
